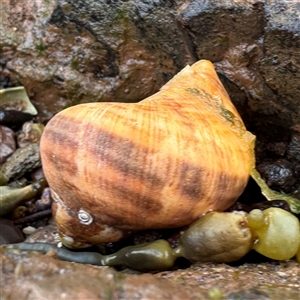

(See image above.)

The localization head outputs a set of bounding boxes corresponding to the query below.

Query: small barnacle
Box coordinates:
[78,209,93,225]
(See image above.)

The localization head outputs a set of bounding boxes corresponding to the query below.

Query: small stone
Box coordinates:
[0,125,16,164]
[30,167,45,181]
[46,249,58,258]
[0,218,24,245]
[276,271,288,278]
[0,110,33,129]
[17,122,44,148]
[23,226,37,235]
[14,262,25,278]
[256,159,297,193]
[1,143,41,180]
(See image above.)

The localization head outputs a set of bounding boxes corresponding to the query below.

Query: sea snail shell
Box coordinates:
[40,60,256,248]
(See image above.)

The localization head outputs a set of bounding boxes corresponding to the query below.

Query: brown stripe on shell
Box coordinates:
[43,119,79,150]
[43,109,246,210]
[86,127,167,189]
[93,179,163,228]
[179,162,205,201]
[42,147,78,176]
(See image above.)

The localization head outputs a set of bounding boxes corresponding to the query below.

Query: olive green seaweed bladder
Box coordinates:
[7,208,300,272]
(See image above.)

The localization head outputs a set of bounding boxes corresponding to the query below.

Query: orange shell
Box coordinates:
[40,60,255,247]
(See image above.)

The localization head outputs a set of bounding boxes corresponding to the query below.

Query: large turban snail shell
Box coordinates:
[40,60,256,248]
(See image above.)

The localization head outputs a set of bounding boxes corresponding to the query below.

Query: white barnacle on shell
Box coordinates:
[78,209,93,225]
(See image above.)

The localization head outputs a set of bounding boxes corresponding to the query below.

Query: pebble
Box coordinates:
[256,159,297,193]
[1,143,41,180]
[276,271,288,278]
[0,110,33,129]
[0,125,16,164]
[0,218,24,245]
[23,226,37,235]
[17,122,44,148]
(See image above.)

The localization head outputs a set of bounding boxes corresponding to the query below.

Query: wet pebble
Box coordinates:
[12,206,27,220]
[17,122,44,148]
[256,159,297,193]
[0,125,16,164]
[35,188,52,212]
[0,110,33,129]
[23,226,37,235]
[30,167,45,181]
[1,143,41,180]
[24,187,52,214]
[24,224,60,244]
[0,218,24,245]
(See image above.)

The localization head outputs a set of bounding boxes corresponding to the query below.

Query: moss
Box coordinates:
[104,288,114,300]
[35,40,45,52]
[216,35,230,45]
[114,7,129,21]
[71,58,79,70]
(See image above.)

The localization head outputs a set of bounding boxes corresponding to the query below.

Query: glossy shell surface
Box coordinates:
[40,60,255,247]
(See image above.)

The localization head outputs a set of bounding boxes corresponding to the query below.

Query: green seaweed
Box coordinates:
[251,169,300,214]
[114,7,129,21]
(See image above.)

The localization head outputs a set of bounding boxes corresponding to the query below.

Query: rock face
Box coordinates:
[1,247,300,300]
[1,1,300,145]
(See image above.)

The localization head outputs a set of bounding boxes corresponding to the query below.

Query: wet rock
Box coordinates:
[1,0,193,121]
[24,223,60,244]
[256,159,297,193]
[34,188,52,212]
[0,247,199,300]
[30,167,45,182]
[1,143,41,180]
[0,218,24,245]
[17,122,44,148]
[1,246,299,300]
[1,0,299,136]
[0,125,16,164]
[287,133,300,162]
[0,110,33,129]
[177,1,264,62]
